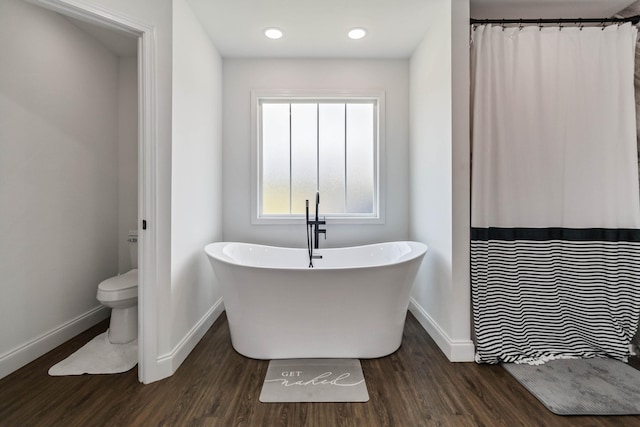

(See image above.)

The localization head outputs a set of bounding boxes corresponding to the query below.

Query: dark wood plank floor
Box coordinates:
[1,313,640,427]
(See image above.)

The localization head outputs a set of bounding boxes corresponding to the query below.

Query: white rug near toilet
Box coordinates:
[48,330,137,376]
[259,359,369,403]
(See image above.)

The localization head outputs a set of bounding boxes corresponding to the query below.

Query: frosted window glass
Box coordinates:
[262,103,290,214]
[258,97,379,220]
[346,103,374,213]
[291,104,318,214]
[319,104,346,214]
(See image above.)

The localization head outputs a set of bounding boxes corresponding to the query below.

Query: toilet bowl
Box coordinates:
[97,231,138,344]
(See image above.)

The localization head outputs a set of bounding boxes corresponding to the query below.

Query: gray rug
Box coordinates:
[260,359,369,403]
[503,358,640,415]
[49,331,137,376]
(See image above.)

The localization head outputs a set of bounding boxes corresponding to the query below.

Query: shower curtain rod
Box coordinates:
[470,15,640,26]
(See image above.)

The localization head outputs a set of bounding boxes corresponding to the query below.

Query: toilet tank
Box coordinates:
[128,230,138,269]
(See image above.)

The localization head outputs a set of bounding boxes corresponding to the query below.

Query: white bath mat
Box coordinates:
[48,330,137,376]
[503,358,640,415]
[260,359,369,403]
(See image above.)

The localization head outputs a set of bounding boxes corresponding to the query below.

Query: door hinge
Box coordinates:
[142,220,147,230]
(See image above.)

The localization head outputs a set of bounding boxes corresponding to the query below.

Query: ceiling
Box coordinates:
[187,0,637,58]
[470,0,636,20]
[62,0,638,59]
[186,0,439,59]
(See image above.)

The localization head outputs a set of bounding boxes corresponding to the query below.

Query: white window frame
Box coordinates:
[251,89,385,225]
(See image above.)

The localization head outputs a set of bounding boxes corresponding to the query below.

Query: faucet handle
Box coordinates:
[318,226,327,239]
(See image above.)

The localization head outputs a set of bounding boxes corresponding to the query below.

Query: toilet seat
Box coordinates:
[97,269,138,302]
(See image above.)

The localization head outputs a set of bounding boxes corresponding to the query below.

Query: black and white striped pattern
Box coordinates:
[471,228,640,364]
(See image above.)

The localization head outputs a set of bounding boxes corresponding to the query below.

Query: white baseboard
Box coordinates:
[0,305,110,380]
[408,298,475,362]
[156,297,224,379]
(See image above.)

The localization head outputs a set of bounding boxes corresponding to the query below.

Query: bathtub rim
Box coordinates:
[204,240,428,271]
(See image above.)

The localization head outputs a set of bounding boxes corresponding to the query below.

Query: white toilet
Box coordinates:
[97,230,138,344]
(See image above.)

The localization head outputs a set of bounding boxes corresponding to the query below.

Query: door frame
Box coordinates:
[31,0,159,384]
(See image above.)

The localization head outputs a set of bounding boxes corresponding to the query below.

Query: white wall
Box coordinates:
[118,56,138,272]
[450,0,472,348]
[0,0,119,378]
[167,0,224,371]
[408,0,474,361]
[222,59,410,247]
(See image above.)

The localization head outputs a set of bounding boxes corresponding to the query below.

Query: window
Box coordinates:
[252,90,384,224]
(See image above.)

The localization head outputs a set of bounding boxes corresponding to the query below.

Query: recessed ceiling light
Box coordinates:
[264,28,283,39]
[348,28,367,40]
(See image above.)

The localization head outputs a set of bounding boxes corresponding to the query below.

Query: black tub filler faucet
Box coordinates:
[305,191,326,267]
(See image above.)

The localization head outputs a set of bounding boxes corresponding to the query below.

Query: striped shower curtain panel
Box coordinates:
[471,23,640,364]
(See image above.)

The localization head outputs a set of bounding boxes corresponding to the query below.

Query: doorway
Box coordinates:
[30,0,159,384]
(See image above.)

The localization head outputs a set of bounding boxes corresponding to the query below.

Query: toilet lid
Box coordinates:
[98,269,138,292]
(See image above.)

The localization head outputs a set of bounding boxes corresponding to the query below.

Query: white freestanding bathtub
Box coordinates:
[204,241,427,359]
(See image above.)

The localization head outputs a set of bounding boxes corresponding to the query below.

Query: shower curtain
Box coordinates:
[471,23,640,364]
